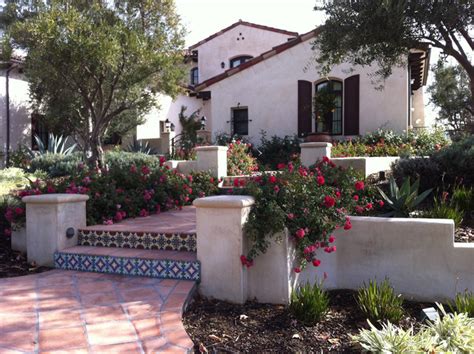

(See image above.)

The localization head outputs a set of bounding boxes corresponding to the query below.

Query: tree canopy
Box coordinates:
[3,0,186,165]
[428,60,472,138]
[313,0,473,127]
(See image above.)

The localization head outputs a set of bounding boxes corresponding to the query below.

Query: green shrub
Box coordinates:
[391,157,443,193]
[433,136,474,187]
[377,176,432,217]
[354,320,421,352]
[29,152,83,177]
[449,291,474,317]
[290,279,329,325]
[452,185,474,218]
[356,278,404,324]
[125,140,157,155]
[255,132,301,169]
[104,151,162,170]
[423,192,464,227]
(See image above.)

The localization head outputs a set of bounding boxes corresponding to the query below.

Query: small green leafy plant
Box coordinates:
[377,176,432,217]
[452,185,474,218]
[290,279,329,325]
[423,191,464,227]
[356,278,404,324]
[125,140,157,155]
[449,290,474,317]
[354,304,474,352]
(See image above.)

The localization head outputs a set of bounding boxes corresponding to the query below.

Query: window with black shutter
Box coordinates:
[315,80,343,135]
[231,107,249,135]
[343,75,360,135]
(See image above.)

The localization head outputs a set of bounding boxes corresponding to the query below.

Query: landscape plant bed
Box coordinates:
[0,239,51,278]
[183,290,433,352]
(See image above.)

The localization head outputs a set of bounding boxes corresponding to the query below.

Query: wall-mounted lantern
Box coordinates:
[200,116,207,130]
[170,123,175,132]
[164,118,171,133]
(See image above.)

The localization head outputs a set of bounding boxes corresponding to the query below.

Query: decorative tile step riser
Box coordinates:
[54,252,200,281]
[78,230,197,252]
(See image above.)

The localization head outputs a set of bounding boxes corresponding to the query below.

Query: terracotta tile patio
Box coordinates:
[0,270,196,353]
[82,206,196,234]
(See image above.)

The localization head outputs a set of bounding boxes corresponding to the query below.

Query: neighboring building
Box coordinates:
[0,63,33,168]
[137,20,430,153]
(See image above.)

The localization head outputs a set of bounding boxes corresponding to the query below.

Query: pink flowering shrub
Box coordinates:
[234,157,383,271]
[1,159,219,234]
[227,140,259,176]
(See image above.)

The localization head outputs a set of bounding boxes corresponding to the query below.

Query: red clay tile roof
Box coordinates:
[188,20,298,50]
[194,28,320,91]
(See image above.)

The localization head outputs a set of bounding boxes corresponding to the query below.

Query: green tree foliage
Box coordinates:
[313,0,473,126]
[428,60,472,138]
[5,0,186,165]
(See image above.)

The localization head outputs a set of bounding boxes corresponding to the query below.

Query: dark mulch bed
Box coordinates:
[183,290,433,353]
[0,239,51,278]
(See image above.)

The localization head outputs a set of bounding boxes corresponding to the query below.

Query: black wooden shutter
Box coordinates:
[297,80,312,136]
[344,75,360,135]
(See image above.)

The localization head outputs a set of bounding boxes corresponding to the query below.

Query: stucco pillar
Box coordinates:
[195,146,228,178]
[300,142,332,167]
[194,195,255,304]
[22,194,89,266]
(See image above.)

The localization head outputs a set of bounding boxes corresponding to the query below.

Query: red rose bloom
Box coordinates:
[317,175,325,186]
[295,228,305,239]
[269,175,277,183]
[355,181,365,191]
[312,259,321,267]
[294,267,301,273]
[324,196,336,208]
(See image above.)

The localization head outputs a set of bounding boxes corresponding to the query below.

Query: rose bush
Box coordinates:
[227,139,259,176]
[234,157,383,271]
[1,159,219,236]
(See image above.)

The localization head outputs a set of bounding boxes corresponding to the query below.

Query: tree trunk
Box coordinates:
[88,135,105,168]
[470,76,474,134]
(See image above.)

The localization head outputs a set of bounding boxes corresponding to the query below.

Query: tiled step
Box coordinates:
[54,246,200,281]
[78,229,197,252]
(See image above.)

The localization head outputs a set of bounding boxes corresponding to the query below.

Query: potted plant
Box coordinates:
[305,89,336,143]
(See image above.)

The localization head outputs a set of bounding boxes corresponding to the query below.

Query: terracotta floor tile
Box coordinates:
[163,324,194,349]
[86,320,137,346]
[159,279,179,288]
[160,311,182,329]
[37,276,74,288]
[120,287,160,302]
[0,329,37,352]
[39,296,81,311]
[83,305,128,324]
[77,280,115,294]
[40,348,89,354]
[173,281,195,294]
[81,291,120,307]
[39,326,87,351]
[0,312,36,333]
[90,341,141,353]
[123,300,162,319]
[39,309,83,329]
[132,317,161,340]
[38,284,76,299]
[141,336,169,353]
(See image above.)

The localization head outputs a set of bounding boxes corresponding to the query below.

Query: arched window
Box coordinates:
[314,79,343,135]
[230,56,253,68]
[190,67,199,85]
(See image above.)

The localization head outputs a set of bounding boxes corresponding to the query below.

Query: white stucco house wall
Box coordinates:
[0,64,32,168]
[136,20,429,153]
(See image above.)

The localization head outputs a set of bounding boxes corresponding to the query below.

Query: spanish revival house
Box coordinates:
[137,20,430,153]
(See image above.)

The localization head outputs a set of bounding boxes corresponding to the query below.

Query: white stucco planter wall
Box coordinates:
[23,194,89,266]
[332,156,400,177]
[11,226,27,253]
[195,196,472,304]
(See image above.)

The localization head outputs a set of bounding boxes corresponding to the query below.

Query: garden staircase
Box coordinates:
[54,206,200,282]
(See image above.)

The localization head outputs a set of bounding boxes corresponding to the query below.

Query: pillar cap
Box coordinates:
[22,194,89,204]
[195,145,228,152]
[300,142,333,148]
[193,195,255,208]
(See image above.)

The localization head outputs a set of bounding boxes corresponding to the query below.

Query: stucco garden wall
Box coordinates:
[195,195,473,304]
[207,39,409,143]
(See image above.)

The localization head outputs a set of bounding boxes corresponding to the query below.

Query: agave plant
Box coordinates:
[25,134,77,158]
[125,139,157,155]
[377,176,432,217]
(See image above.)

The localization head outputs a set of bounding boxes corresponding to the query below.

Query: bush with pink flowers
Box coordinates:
[1,158,219,237]
[227,139,259,176]
[235,158,383,271]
